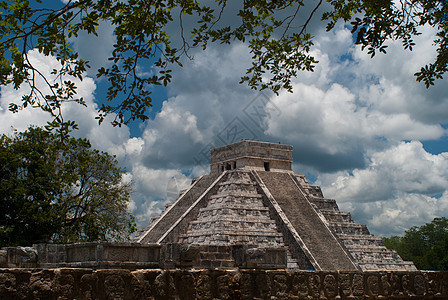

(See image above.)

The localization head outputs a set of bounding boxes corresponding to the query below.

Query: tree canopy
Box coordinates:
[0,0,447,130]
[383,217,448,271]
[0,126,136,246]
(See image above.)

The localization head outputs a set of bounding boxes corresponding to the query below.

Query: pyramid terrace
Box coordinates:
[135,140,416,271]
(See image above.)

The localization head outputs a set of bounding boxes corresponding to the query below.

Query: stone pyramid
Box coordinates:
[135,140,416,271]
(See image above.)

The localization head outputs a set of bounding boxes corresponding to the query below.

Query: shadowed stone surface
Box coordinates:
[256,171,358,270]
[0,268,446,299]
[1,242,289,270]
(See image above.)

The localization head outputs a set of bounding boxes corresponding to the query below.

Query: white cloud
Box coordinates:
[3,16,448,238]
[266,82,444,158]
[122,23,448,235]
[321,141,448,201]
[366,194,442,236]
[130,166,191,224]
[318,141,448,235]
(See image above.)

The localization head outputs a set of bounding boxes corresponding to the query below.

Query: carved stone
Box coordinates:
[137,140,416,271]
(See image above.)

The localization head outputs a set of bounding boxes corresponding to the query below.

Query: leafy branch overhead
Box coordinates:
[324,0,448,87]
[1,0,447,129]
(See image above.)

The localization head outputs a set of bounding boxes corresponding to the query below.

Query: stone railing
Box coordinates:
[2,242,447,299]
[1,242,286,270]
[0,268,447,299]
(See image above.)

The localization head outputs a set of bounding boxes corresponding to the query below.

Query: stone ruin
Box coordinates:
[134,140,416,271]
[3,140,448,299]
[0,140,416,271]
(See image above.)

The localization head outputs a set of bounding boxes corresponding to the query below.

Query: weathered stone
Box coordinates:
[173,271,196,300]
[323,274,338,298]
[0,269,447,299]
[80,273,97,299]
[0,140,429,300]
[195,272,213,300]
[272,273,288,299]
[291,273,309,299]
[0,250,7,268]
[0,272,16,298]
[152,270,176,300]
[367,274,380,296]
[308,273,322,298]
[5,247,38,268]
[136,140,415,271]
[29,269,55,299]
[53,269,76,299]
[414,273,427,296]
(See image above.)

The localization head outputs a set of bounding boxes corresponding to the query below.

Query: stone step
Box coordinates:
[198,205,270,214]
[135,173,220,243]
[320,210,354,223]
[286,250,300,269]
[181,230,284,237]
[351,252,403,262]
[256,171,357,270]
[338,236,387,248]
[307,197,339,211]
[338,234,383,241]
[345,246,396,252]
[180,234,284,246]
[358,260,417,267]
[302,186,324,198]
[358,262,417,271]
[209,193,262,199]
[287,260,299,269]
[189,217,277,225]
[218,181,256,186]
[195,210,270,219]
[187,223,279,232]
[329,223,370,235]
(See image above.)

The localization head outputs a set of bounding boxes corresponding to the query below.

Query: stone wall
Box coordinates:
[0,268,446,299]
[1,243,287,270]
[210,140,293,173]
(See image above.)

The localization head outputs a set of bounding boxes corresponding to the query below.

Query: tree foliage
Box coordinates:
[383,217,448,270]
[0,126,136,246]
[0,0,447,130]
[324,0,448,88]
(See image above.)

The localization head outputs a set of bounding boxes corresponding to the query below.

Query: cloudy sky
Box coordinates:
[1,2,448,237]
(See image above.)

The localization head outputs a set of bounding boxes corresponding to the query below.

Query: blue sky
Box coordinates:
[1,1,448,236]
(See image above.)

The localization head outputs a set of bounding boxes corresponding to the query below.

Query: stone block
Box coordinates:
[245,248,287,269]
[200,260,213,268]
[0,269,448,299]
[178,244,200,267]
[0,250,7,268]
[5,247,38,268]
[220,260,236,268]
[34,244,67,265]
[66,243,98,263]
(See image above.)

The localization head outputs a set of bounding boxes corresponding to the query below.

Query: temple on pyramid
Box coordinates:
[135,140,416,271]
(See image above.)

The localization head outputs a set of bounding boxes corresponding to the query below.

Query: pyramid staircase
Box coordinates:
[135,140,416,271]
[178,171,298,267]
[293,174,417,271]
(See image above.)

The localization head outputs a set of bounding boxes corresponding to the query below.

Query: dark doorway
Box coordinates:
[264,162,270,171]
